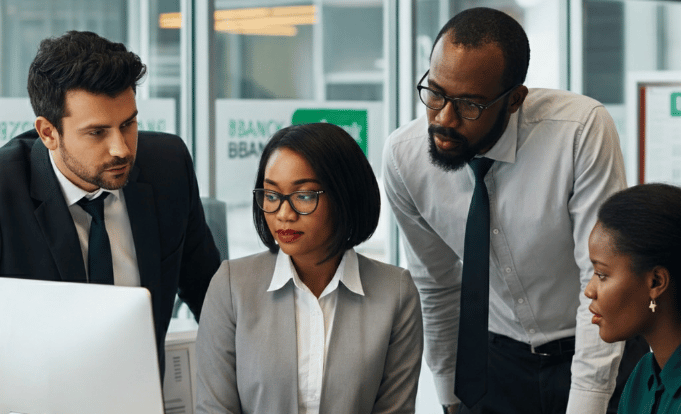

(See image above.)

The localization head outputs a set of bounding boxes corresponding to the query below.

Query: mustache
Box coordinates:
[101,156,133,170]
[428,125,468,143]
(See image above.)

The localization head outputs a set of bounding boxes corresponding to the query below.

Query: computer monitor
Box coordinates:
[0,277,164,414]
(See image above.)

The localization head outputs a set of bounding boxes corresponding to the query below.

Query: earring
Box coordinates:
[649,299,657,313]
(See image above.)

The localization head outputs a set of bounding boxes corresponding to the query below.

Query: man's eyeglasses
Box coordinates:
[253,189,325,215]
[416,70,518,121]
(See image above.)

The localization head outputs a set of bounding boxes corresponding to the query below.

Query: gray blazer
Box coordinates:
[195,251,423,414]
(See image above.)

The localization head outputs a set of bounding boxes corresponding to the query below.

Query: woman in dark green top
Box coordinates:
[584,183,681,414]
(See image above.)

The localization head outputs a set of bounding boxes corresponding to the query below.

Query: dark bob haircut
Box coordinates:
[432,7,530,90]
[597,183,681,310]
[253,122,381,263]
[28,30,147,134]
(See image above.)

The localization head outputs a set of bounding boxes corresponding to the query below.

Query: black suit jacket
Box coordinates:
[0,129,221,365]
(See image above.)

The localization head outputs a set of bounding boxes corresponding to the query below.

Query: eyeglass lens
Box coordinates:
[255,190,319,214]
[419,88,481,119]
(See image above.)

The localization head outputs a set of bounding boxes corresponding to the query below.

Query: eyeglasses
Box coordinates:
[416,70,518,120]
[253,189,325,215]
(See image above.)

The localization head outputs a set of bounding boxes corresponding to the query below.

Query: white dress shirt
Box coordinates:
[267,248,364,414]
[383,88,627,413]
[49,151,140,286]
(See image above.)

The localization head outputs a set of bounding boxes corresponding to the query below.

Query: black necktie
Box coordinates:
[455,157,494,408]
[77,192,114,285]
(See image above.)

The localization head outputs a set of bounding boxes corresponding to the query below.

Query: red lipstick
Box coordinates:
[276,229,303,243]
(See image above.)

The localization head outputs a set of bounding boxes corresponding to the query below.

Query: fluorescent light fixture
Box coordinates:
[160,5,316,37]
[159,12,181,29]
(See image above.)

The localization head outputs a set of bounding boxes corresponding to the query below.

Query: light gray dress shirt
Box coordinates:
[383,88,627,413]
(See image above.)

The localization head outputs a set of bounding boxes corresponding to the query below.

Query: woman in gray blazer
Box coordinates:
[196,123,423,414]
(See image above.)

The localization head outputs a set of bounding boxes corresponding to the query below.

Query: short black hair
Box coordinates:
[27,30,147,133]
[598,183,681,312]
[253,123,381,263]
[432,7,530,89]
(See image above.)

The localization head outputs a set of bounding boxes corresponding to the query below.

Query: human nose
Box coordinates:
[275,196,298,221]
[584,275,597,300]
[432,100,463,128]
[108,129,132,159]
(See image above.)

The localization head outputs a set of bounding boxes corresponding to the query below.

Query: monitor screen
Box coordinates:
[0,277,164,414]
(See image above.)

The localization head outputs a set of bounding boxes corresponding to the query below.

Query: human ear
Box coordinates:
[35,116,60,150]
[648,266,671,300]
[507,85,528,114]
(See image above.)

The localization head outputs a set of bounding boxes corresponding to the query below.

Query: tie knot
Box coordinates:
[77,192,109,222]
[469,157,494,181]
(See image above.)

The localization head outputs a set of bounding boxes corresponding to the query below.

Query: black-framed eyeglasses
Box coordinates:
[253,189,325,215]
[416,70,518,121]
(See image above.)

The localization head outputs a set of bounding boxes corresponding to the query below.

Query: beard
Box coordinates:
[59,136,135,190]
[428,101,508,172]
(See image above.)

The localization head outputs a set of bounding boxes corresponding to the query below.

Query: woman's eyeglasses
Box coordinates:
[253,189,325,215]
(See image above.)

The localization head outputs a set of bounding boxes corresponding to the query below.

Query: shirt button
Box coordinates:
[518,298,524,304]
[529,329,536,334]
[493,229,499,235]
[505,267,512,273]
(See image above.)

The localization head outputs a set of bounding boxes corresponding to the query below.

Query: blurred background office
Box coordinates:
[1,0,681,412]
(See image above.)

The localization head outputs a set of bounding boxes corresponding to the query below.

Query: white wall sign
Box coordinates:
[215,99,383,206]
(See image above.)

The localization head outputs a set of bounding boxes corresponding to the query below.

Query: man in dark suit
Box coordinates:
[0,31,221,368]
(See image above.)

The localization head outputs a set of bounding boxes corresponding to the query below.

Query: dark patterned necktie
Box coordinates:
[77,192,114,284]
[455,157,494,408]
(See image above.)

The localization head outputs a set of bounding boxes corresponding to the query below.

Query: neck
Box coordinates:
[643,310,681,369]
[292,253,343,298]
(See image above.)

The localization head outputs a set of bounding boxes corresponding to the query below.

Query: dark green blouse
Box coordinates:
[619,344,681,414]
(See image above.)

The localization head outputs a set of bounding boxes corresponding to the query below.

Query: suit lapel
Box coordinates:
[268,280,300,412]
[123,166,161,290]
[29,138,87,282]
[319,285,363,412]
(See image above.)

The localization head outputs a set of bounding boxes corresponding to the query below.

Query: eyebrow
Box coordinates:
[264,178,321,186]
[427,78,489,101]
[77,110,139,132]
[590,259,609,268]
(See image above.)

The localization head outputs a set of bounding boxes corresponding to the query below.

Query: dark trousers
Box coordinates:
[458,333,648,414]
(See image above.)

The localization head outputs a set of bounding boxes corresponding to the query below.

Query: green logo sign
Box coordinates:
[291,109,368,156]
[671,93,681,117]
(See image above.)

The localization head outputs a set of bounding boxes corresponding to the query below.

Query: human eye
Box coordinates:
[264,191,280,202]
[88,129,105,137]
[294,191,316,202]
[456,99,482,119]
[594,272,607,281]
[122,119,137,129]
[421,88,444,107]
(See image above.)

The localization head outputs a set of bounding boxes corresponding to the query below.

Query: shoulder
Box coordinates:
[357,254,417,297]
[136,131,189,159]
[0,129,39,163]
[384,114,428,158]
[383,115,431,180]
[0,130,40,189]
[211,251,278,292]
[520,88,606,126]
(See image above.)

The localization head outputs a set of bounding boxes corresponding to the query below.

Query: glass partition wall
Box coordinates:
[2,1,680,411]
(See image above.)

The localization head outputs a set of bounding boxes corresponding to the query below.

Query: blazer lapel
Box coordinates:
[29,138,87,282]
[319,286,363,413]
[123,166,161,290]
[268,281,300,412]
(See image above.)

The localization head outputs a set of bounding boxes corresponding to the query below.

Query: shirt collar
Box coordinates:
[650,343,681,395]
[49,150,120,206]
[480,109,519,165]
[267,248,364,297]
